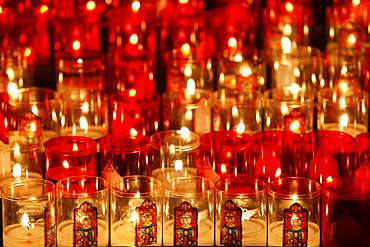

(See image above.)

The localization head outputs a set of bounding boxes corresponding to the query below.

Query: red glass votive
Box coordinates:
[44,136,97,183]
[196,130,252,182]
[354,132,370,180]
[99,134,150,183]
[302,130,354,184]
[0,92,9,144]
[250,130,303,183]
[322,177,370,246]
[109,89,160,136]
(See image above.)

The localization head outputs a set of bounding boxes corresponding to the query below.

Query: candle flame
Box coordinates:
[62,160,70,169]
[285,2,294,13]
[228,37,237,49]
[181,43,191,57]
[186,79,196,95]
[240,66,252,77]
[73,143,79,152]
[275,167,282,178]
[236,122,245,134]
[132,1,140,12]
[81,102,89,113]
[79,116,88,130]
[179,0,188,4]
[129,34,139,45]
[292,193,298,200]
[352,0,361,7]
[8,82,19,98]
[24,47,32,57]
[179,127,190,138]
[347,34,357,45]
[21,213,30,230]
[129,89,136,97]
[221,164,227,174]
[134,191,141,198]
[130,210,139,222]
[326,176,333,183]
[339,113,349,130]
[72,40,81,51]
[289,83,300,95]
[13,163,22,179]
[86,1,96,11]
[31,105,38,116]
[281,37,292,53]
[130,128,138,137]
[174,160,183,172]
[39,5,48,14]
[289,120,301,133]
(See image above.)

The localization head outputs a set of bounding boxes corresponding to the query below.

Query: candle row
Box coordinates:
[2,175,370,247]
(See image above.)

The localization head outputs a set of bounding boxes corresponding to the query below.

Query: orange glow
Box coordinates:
[86,1,96,11]
[179,0,188,4]
[352,0,361,6]
[129,34,139,45]
[73,143,79,152]
[39,5,48,14]
[130,128,138,137]
[275,168,282,178]
[129,89,136,97]
[72,40,81,51]
[225,151,232,159]
[181,43,190,57]
[326,176,333,183]
[0,7,3,14]
[285,2,294,13]
[62,160,70,169]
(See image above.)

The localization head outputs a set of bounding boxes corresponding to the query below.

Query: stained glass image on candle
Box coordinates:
[302,130,354,183]
[56,176,109,247]
[1,179,56,247]
[250,130,303,183]
[110,89,160,136]
[174,201,198,246]
[264,87,315,135]
[322,177,370,246]
[45,136,97,183]
[267,177,321,247]
[73,202,98,247]
[163,176,214,246]
[110,176,162,246]
[215,177,267,246]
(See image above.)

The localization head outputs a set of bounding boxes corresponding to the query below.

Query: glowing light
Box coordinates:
[347,34,357,45]
[24,47,32,57]
[72,40,81,51]
[352,0,361,7]
[275,168,281,178]
[79,117,88,130]
[326,176,333,183]
[221,164,227,174]
[339,114,349,130]
[129,89,136,97]
[130,128,138,137]
[86,1,96,11]
[72,143,79,152]
[13,163,22,179]
[63,160,70,169]
[134,191,141,198]
[240,67,252,77]
[179,127,190,138]
[130,211,139,222]
[129,34,139,45]
[81,102,89,113]
[29,122,37,133]
[228,37,237,49]
[285,2,294,13]
[181,43,191,57]
[291,193,298,200]
[236,122,245,134]
[289,120,301,133]
[31,105,38,116]
[132,1,140,12]
[39,5,48,14]
[6,68,15,81]
[174,160,183,171]
[21,213,30,230]
[8,82,18,98]
[77,58,83,64]
[186,79,196,95]
[281,37,292,53]
[289,83,300,94]
[179,0,188,4]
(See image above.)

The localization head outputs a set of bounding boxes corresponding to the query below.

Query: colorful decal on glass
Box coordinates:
[73,201,98,247]
[220,199,242,246]
[174,201,198,246]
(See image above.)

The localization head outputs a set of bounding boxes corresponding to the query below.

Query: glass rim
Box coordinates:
[111,175,162,197]
[302,130,354,150]
[99,134,149,152]
[322,177,370,200]
[44,136,97,155]
[162,176,214,196]
[56,175,108,197]
[251,130,302,150]
[200,130,251,151]
[215,177,266,197]
[58,88,108,104]
[267,177,321,200]
[9,87,58,106]
[149,130,200,151]
[161,88,213,105]
[1,178,55,201]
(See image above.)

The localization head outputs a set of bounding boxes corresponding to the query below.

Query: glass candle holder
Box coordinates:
[321,177,370,246]
[162,88,212,136]
[250,130,303,183]
[0,92,10,144]
[267,177,321,247]
[56,176,109,247]
[317,87,369,136]
[110,89,160,136]
[302,130,354,183]
[149,129,200,182]
[212,89,263,135]
[196,130,252,182]
[162,176,215,246]
[110,176,163,246]
[2,179,56,247]
[44,136,97,184]
[58,89,109,140]
[216,48,266,92]
[8,87,60,143]
[353,132,370,180]
[263,87,315,135]
[99,134,150,183]
[215,177,267,246]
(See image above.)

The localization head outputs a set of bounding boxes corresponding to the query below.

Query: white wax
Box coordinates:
[163,219,214,246]
[59,126,107,140]
[268,221,320,247]
[321,123,367,137]
[215,218,266,246]
[3,223,45,247]
[151,167,197,182]
[111,221,162,246]
[57,220,109,247]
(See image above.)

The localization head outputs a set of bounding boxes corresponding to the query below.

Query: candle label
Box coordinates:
[73,201,98,247]
[135,199,158,246]
[174,201,198,246]
[220,200,242,246]
[330,208,361,246]
[101,160,122,184]
[45,208,56,247]
[283,203,308,247]
[284,108,305,135]
[196,156,221,183]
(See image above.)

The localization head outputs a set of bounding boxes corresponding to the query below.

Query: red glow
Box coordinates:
[178,30,187,41]
[19,33,27,44]
[39,5,48,14]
